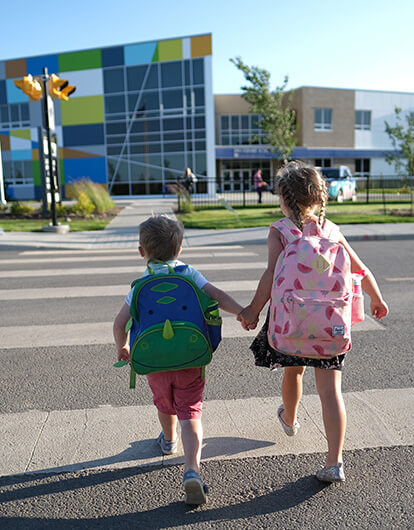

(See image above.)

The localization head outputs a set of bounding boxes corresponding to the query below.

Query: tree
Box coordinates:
[384,107,414,177]
[230,57,296,162]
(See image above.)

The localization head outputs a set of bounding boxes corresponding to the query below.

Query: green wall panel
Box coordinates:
[59,158,65,184]
[58,49,102,72]
[158,39,182,61]
[32,160,41,186]
[61,96,104,125]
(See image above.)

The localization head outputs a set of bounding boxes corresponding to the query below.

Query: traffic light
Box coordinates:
[49,74,76,100]
[14,75,43,101]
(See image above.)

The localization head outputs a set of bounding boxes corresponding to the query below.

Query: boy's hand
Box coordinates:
[371,299,389,320]
[117,346,130,362]
[237,305,259,330]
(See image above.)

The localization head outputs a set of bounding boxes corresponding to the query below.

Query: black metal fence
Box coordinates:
[174,175,414,209]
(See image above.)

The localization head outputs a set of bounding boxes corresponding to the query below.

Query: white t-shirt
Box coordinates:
[125,259,208,306]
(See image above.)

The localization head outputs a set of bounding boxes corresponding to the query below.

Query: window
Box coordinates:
[0,103,30,127]
[103,68,125,93]
[355,158,370,176]
[314,108,332,130]
[161,61,182,88]
[105,95,126,114]
[315,159,331,168]
[219,114,265,145]
[355,110,371,130]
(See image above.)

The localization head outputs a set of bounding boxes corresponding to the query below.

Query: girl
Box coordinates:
[238,161,389,483]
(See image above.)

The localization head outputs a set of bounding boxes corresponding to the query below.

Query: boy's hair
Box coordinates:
[275,161,328,229]
[139,215,184,261]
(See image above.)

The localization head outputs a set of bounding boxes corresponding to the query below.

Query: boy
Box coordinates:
[113,215,243,505]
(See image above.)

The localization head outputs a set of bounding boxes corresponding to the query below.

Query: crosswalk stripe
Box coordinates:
[1,388,412,476]
[0,280,260,300]
[0,262,265,279]
[0,315,383,350]
[385,277,414,282]
[19,246,245,256]
[1,251,257,265]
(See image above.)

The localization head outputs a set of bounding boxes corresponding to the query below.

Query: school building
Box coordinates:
[0,33,413,199]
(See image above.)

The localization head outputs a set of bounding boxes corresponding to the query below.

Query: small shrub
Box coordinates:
[71,179,115,213]
[10,201,35,215]
[56,203,67,217]
[0,204,8,213]
[72,192,95,216]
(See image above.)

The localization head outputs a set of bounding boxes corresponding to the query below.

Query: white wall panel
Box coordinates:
[371,157,397,176]
[355,90,414,149]
[58,68,103,98]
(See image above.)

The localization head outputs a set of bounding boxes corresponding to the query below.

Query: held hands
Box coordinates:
[237,305,259,331]
[117,346,130,362]
[371,298,389,320]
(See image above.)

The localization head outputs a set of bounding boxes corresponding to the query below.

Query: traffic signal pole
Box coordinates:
[42,67,58,226]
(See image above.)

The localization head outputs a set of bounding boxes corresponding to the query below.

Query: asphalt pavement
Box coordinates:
[0,199,413,528]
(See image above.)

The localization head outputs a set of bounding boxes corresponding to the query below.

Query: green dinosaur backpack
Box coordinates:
[114,263,222,387]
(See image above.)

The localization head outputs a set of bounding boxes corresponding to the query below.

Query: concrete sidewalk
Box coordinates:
[2,388,413,476]
[1,198,414,250]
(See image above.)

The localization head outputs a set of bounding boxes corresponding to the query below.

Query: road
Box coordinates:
[0,240,413,529]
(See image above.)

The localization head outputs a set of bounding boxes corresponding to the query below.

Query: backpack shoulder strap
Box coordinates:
[301,219,341,241]
[319,218,341,241]
[271,217,302,244]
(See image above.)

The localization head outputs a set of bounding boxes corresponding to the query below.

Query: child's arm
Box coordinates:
[113,303,131,361]
[238,228,284,328]
[202,283,244,315]
[338,234,389,320]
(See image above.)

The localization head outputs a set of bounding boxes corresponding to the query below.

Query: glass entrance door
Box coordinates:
[221,169,251,191]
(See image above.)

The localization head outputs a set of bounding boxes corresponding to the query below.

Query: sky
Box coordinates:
[1,0,413,94]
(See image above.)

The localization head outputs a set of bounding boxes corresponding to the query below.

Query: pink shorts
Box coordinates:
[147,367,205,420]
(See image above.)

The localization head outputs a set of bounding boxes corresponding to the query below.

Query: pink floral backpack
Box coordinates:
[268,217,362,359]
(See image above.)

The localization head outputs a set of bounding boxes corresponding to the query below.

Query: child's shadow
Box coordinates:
[10,436,275,484]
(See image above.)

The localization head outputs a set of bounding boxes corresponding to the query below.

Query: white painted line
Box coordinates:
[385,277,414,282]
[2,251,257,265]
[1,388,412,476]
[0,262,265,279]
[0,280,259,301]
[0,315,383,349]
[20,246,244,255]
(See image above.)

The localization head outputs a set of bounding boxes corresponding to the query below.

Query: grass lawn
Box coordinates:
[179,202,414,229]
[0,217,114,232]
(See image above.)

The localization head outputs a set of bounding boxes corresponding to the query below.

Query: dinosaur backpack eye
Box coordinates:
[182,305,187,310]
[148,310,153,315]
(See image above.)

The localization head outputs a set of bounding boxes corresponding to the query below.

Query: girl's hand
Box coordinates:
[371,299,389,320]
[237,306,259,330]
[117,346,130,362]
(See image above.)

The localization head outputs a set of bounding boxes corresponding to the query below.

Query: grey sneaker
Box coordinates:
[277,405,300,436]
[156,432,177,455]
[183,470,208,505]
[316,463,345,483]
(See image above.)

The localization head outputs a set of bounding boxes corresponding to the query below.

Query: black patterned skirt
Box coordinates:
[250,310,346,371]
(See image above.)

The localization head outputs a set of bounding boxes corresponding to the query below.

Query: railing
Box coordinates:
[174,175,414,209]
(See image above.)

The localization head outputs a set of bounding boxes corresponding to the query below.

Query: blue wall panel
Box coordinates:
[6,79,28,103]
[11,149,32,161]
[64,157,107,184]
[26,55,59,76]
[0,79,6,104]
[102,46,124,67]
[124,42,156,66]
[62,123,104,146]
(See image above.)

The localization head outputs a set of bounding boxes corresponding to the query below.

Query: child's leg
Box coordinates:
[314,368,346,467]
[180,418,203,473]
[157,411,178,441]
[281,366,306,425]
